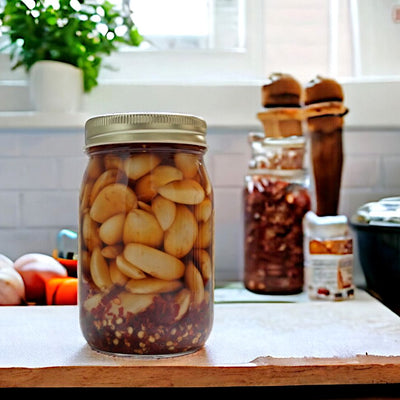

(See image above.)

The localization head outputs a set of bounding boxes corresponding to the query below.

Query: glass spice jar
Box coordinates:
[79,113,214,357]
[243,135,311,294]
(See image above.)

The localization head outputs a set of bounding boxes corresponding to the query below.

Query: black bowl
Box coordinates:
[350,220,400,306]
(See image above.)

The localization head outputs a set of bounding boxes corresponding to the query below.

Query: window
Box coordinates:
[97,0,263,83]
[258,0,400,82]
[351,0,400,78]
[0,0,259,82]
[129,0,245,51]
[0,1,399,88]
[101,0,400,83]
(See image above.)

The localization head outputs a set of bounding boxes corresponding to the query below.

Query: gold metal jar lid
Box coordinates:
[85,112,207,149]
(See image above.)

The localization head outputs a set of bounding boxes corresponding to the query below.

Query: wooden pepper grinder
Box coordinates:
[304,76,349,216]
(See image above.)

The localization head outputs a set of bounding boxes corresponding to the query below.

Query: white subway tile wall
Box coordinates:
[0,127,399,285]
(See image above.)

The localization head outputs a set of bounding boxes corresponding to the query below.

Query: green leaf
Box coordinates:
[129,27,143,46]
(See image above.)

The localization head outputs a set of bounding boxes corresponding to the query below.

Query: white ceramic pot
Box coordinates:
[29,60,83,113]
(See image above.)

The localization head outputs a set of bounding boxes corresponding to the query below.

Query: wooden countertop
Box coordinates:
[1,287,400,388]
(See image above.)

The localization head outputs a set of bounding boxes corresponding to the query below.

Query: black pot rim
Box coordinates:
[350,219,400,234]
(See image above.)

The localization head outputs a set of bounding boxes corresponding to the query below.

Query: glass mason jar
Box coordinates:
[79,113,214,356]
[243,135,311,294]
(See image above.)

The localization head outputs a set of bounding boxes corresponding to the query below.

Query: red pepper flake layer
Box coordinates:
[80,287,213,356]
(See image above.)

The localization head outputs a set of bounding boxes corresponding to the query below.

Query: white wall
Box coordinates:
[0,123,399,286]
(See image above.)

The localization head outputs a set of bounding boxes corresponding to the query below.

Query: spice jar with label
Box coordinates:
[79,113,214,356]
[303,211,354,301]
[243,134,311,294]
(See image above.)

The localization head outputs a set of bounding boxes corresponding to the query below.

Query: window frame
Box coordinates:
[0,0,399,130]
[0,0,265,84]
[98,0,264,84]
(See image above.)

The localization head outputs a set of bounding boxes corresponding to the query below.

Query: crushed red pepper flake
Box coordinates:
[81,285,213,355]
[244,176,311,294]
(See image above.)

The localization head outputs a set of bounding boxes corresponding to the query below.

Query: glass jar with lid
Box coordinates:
[243,134,311,294]
[79,113,214,356]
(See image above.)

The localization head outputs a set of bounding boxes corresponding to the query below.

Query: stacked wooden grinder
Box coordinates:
[244,73,355,300]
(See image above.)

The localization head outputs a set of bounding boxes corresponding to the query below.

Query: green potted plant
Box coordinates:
[0,0,143,112]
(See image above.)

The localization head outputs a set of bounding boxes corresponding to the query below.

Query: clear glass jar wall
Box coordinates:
[79,114,214,356]
[243,136,311,294]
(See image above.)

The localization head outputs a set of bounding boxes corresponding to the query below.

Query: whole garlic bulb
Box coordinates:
[0,254,25,305]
